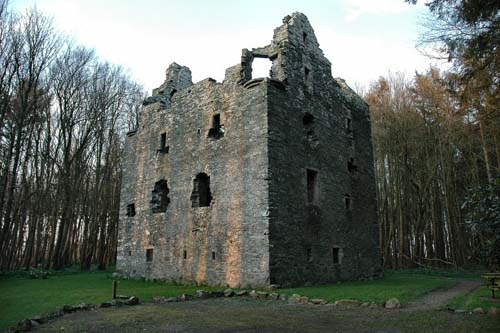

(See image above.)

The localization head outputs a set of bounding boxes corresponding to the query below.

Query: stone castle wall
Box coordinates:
[117,12,381,288]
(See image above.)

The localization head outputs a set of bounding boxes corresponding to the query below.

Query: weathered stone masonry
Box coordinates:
[117,12,381,288]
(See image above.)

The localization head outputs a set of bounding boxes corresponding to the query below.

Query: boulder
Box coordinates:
[100,301,113,308]
[125,296,139,305]
[472,307,484,314]
[269,293,279,300]
[236,290,248,297]
[299,296,310,304]
[210,291,225,298]
[165,297,179,302]
[224,289,235,297]
[335,299,362,309]
[384,298,401,309]
[310,298,328,305]
[488,307,499,316]
[288,294,302,304]
[16,319,31,332]
[257,291,269,299]
[196,290,210,299]
[62,305,76,313]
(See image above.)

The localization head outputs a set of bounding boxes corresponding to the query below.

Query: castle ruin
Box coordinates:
[116,12,381,287]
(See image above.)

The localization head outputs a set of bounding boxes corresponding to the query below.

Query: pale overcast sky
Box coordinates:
[11,0,444,93]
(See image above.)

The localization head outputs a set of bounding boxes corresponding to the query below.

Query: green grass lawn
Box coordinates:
[0,272,217,330]
[280,270,456,303]
[0,270,489,330]
[447,285,500,311]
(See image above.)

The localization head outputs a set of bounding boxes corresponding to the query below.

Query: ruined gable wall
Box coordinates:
[267,13,380,286]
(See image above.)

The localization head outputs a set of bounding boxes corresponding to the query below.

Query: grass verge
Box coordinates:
[447,285,500,310]
[280,270,456,303]
[0,272,216,330]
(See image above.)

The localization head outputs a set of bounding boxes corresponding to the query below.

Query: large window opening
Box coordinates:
[307,169,319,205]
[208,114,224,139]
[191,173,212,207]
[126,204,136,217]
[252,57,272,79]
[151,179,170,213]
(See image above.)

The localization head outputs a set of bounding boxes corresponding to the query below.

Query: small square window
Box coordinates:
[212,251,216,260]
[332,247,341,264]
[183,250,187,260]
[128,251,132,257]
[304,67,310,81]
[146,249,154,262]
[345,118,352,132]
[344,194,352,211]
[306,248,312,262]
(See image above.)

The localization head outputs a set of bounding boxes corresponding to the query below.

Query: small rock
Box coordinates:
[278,294,288,301]
[236,290,248,297]
[30,320,40,328]
[17,319,31,331]
[335,299,361,309]
[31,315,45,324]
[269,293,279,300]
[181,294,193,301]
[288,294,302,304]
[472,307,484,314]
[361,302,370,307]
[210,291,224,298]
[249,290,258,298]
[165,297,179,302]
[310,298,328,305]
[384,298,400,309]
[100,301,113,308]
[153,296,165,303]
[224,289,235,297]
[116,294,129,300]
[268,284,280,291]
[124,296,139,305]
[196,290,210,299]
[454,309,467,313]
[62,305,75,313]
[256,291,268,299]
[487,307,499,316]
[299,296,310,304]
[368,302,379,309]
[112,272,120,279]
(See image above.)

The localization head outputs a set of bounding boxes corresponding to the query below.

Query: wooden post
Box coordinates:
[112,280,117,299]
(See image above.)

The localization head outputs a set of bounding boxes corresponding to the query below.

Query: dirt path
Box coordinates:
[33,297,500,333]
[404,279,481,311]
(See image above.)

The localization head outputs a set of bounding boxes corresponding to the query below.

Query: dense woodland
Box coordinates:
[0,0,498,271]
[0,1,144,271]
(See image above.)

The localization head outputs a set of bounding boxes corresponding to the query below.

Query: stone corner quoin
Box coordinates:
[116,12,381,288]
